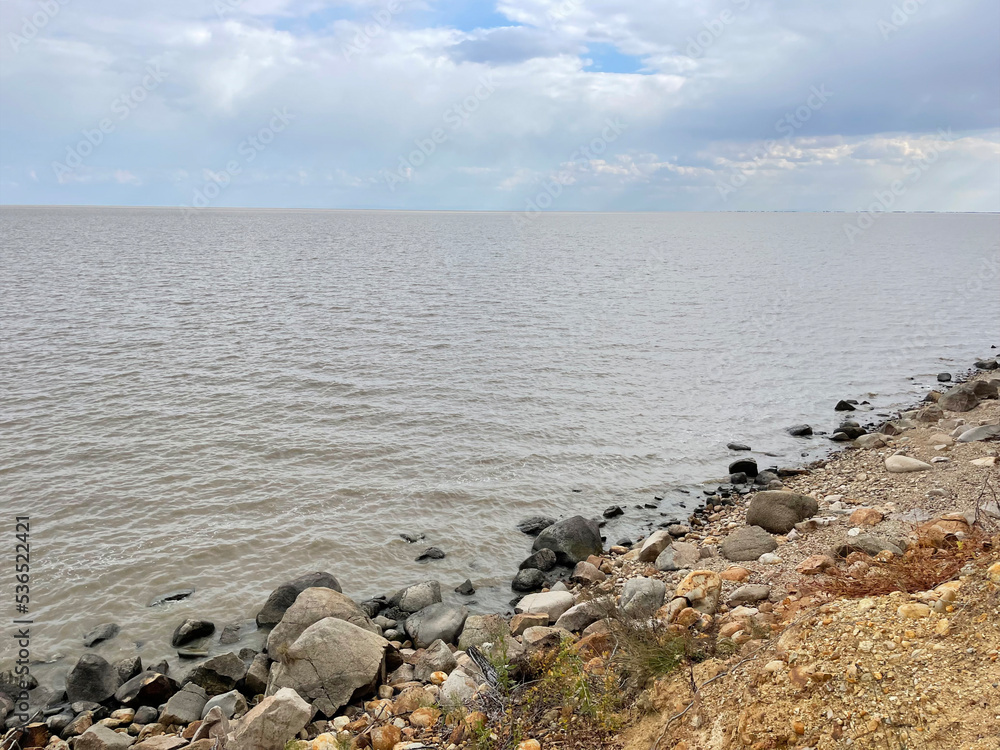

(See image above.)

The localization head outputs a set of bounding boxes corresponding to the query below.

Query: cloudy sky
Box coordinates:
[1,0,998,211]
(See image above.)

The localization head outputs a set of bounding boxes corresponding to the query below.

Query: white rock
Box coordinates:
[885,455,933,473]
[514,591,576,621]
[758,553,782,564]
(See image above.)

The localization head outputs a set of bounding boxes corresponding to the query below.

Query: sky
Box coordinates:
[0,0,998,211]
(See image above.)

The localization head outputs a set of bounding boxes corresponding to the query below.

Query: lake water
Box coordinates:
[1,207,997,683]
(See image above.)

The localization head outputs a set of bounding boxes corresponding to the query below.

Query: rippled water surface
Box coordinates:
[1,207,997,682]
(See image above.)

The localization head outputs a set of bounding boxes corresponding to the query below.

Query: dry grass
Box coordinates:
[815,533,991,598]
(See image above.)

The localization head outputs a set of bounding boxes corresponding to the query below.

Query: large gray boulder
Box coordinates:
[388,581,442,613]
[227,687,312,750]
[531,516,603,565]
[66,654,118,704]
[159,683,207,726]
[267,587,378,659]
[938,384,980,412]
[256,572,342,628]
[266,618,388,717]
[720,526,777,561]
[405,603,469,648]
[619,577,667,617]
[746,491,819,534]
[458,614,508,652]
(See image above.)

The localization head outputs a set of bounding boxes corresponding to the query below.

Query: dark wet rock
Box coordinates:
[171,619,215,648]
[835,400,856,411]
[727,442,751,451]
[256,572,342,628]
[455,579,476,596]
[66,655,118,704]
[147,589,195,607]
[113,656,142,685]
[415,547,446,562]
[400,532,425,544]
[219,620,257,645]
[830,432,852,442]
[519,548,557,572]
[114,672,175,708]
[728,458,757,477]
[937,372,952,382]
[517,516,557,536]
[186,653,247,696]
[729,472,748,485]
[532,515,603,565]
[787,424,813,437]
[975,358,999,370]
[938,383,980,412]
[603,505,624,519]
[511,568,545,593]
[746,491,819,534]
[720,526,778,561]
[836,421,866,439]
[82,623,120,648]
[616,538,633,547]
[46,710,75,736]
[147,660,170,676]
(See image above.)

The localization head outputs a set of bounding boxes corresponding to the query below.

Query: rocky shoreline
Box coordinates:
[2,353,999,750]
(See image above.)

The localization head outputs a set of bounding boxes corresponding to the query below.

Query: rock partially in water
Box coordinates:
[602,505,624,519]
[975,358,999,370]
[519,548,557,572]
[835,400,856,411]
[389,580,442,613]
[66,655,118,704]
[516,516,557,536]
[82,623,120,648]
[727,442,752,451]
[728,458,758,477]
[256,571,342,628]
[415,547,446,562]
[147,589,195,608]
[171,619,215,648]
[786,424,813,437]
[454,579,476,596]
[113,656,142,685]
[531,515,603,566]
[511,568,545,593]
